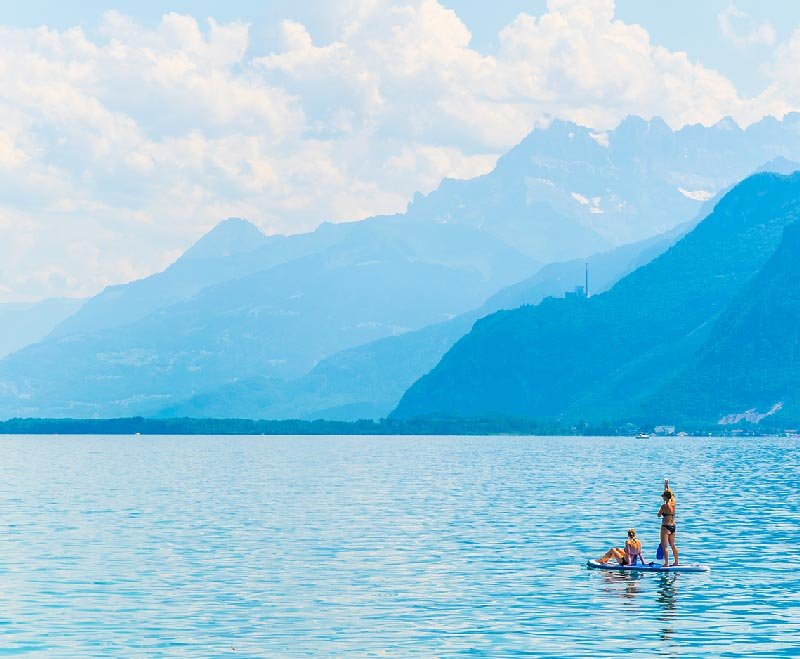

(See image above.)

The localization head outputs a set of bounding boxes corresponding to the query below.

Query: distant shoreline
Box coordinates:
[0,417,790,437]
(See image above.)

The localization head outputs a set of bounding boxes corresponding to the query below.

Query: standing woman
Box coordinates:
[658,479,678,566]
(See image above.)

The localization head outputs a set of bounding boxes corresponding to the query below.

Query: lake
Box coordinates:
[0,434,797,656]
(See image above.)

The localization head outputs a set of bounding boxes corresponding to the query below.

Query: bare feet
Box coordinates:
[671,562,679,566]
[662,563,669,567]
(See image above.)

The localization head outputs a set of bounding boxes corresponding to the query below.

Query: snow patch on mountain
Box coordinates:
[589,132,609,147]
[571,192,604,214]
[679,187,714,202]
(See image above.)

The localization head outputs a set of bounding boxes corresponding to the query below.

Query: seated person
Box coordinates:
[598,529,644,565]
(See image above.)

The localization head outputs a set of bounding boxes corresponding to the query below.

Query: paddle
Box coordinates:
[656,543,664,560]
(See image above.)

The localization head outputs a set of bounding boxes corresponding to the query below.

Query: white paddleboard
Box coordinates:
[587,559,710,573]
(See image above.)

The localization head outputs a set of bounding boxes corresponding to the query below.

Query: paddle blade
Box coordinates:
[656,544,664,560]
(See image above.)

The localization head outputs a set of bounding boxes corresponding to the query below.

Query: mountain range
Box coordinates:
[393,171,800,428]
[406,114,800,256]
[4,114,800,422]
[0,216,536,418]
[158,227,680,421]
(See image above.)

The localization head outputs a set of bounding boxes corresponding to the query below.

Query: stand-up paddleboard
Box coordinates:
[587,559,710,573]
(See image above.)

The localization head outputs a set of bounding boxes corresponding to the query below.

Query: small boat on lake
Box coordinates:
[636,432,651,439]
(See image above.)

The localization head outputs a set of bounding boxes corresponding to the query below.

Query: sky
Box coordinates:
[2,0,800,301]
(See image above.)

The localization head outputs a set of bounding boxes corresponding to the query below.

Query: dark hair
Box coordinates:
[627,529,636,538]
[662,490,673,501]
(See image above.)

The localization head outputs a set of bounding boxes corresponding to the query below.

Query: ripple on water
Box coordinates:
[0,434,798,656]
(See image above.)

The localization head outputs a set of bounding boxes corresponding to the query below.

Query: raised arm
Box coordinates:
[664,479,675,503]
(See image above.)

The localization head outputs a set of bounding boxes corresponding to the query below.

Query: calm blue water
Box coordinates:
[0,434,798,656]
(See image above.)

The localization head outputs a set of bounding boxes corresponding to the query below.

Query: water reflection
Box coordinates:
[598,570,679,605]
[656,573,679,611]
[657,573,679,642]
[0,434,796,656]
[601,570,644,600]
[597,570,680,643]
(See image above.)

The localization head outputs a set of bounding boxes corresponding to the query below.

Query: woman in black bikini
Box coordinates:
[658,479,679,567]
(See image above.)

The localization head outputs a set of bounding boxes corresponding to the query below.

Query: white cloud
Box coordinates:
[748,26,800,121]
[719,4,776,47]
[384,145,496,192]
[494,1,746,130]
[0,132,28,168]
[0,0,798,301]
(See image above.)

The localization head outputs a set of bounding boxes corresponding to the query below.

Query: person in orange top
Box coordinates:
[598,528,644,565]
[658,478,679,567]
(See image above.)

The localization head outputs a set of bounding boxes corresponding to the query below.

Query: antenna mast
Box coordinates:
[585,262,589,298]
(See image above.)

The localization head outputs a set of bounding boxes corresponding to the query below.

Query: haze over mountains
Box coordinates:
[0,298,85,359]
[393,172,800,428]
[406,113,800,256]
[3,114,800,424]
[160,230,679,421]
[0,216,536,418]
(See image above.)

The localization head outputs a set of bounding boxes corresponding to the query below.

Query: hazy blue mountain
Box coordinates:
[141,158,794,422]
[405,114,800,260]
[49,217,397,340]
[45,116,800,341]
[50,218,272,338]
[0,298,85,359]
[392,172,800,423]
[160,228,681,421]
[0,217,536,418]
[51,205,544,344]
[755,156,800,176]
[7,115,800,421]
[642,219,800,426]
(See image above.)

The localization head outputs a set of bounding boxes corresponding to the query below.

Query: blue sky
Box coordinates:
[2,0,800,301]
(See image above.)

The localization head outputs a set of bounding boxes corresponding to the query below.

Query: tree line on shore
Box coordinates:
[0,416,785,436]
